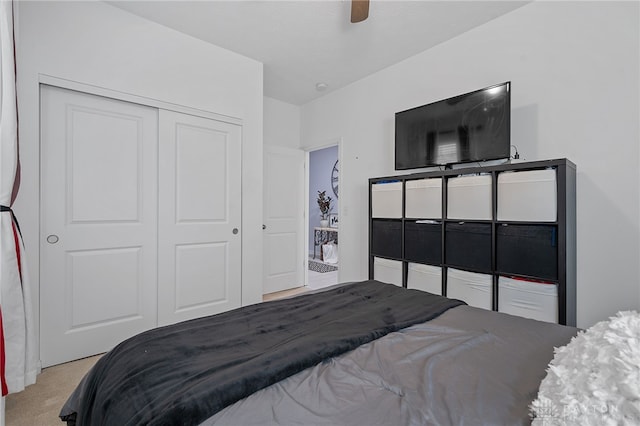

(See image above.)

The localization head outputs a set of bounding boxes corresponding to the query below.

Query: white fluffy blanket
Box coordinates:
[531,311,640,425]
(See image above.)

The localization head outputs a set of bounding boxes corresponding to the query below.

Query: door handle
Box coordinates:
[233,228,239,235]
[47,235,59,244]
[262,224,266,230]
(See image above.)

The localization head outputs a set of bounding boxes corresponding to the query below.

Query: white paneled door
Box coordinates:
[40,86,159,367]
[158,110,242,326]
[40,87,243,366]
[263,146,305,294]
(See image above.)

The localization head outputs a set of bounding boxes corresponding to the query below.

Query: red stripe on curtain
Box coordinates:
[0,307,7,396]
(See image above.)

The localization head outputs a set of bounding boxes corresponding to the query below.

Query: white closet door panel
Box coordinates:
[158,110,242,326]
[174,243,228,310]
[70,109,141,223]
[175,124,228,222]
[40,85,158,367]
[68,247,142,327]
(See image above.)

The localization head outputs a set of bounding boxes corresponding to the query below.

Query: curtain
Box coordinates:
[0,0,37,395]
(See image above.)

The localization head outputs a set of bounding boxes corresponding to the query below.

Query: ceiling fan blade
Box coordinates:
[351,0,369,23]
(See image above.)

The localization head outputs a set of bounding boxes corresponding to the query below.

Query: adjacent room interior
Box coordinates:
[308,145,339,290]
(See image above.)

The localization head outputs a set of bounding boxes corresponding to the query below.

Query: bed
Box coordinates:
[60,280,578,425]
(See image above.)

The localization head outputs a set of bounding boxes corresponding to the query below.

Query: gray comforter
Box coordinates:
[61,281,577,425]
[204,304,578,425]
[61,281,464,425]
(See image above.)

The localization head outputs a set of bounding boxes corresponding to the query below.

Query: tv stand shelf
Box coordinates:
[368,158,576,326]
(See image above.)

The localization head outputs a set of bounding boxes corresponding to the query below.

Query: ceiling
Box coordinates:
[108,1,529,106]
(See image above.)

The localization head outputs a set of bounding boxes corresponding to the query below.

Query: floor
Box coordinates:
[262,257,338,301]
[308,267,339,290]
[308,253,339,289]
[6,354,103,426]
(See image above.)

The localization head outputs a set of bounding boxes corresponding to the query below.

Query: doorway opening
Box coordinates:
[307,145,339,290]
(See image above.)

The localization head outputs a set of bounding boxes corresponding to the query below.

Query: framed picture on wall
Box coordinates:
[329,214,338,228]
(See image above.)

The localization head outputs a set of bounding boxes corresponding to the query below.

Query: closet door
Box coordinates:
[40,85,158,367]
[158,111,242,326]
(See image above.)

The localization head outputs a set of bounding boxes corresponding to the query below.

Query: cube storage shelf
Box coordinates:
[447,268,493,310]
[373,257,403,287]
[498,276,559,323]
[369,158,576,326]
[407,263,442,295]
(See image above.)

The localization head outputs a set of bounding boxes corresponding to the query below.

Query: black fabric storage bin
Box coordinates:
[404,221,442,265]
[496,224,558,280]
[371,220,402,259]
[445,222,492,273]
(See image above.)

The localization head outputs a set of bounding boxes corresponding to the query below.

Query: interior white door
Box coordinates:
[157,110,242,326]
[40,85,158,367]
[263,146,305,295]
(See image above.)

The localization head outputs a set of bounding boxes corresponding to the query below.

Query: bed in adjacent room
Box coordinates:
[60,280,578,425]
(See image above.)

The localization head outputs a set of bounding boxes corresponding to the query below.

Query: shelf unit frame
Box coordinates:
[369,158,576,326]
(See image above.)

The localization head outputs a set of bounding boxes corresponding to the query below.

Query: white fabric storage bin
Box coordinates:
[371,182,403,218]
[405,178,442,219]
[497,169,557,222]
[373,257,403,287]
[498,276,558,323]
[446,268,492,310]
[447,175,492,220]
[407,263,442,295]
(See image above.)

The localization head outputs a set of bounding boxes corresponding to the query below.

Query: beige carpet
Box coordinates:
[263,286,308,301]
[6,354,102,426]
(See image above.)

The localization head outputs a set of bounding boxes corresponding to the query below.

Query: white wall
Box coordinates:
[301,1,640,328]
[14,0,264,362]
[264,96,301,148]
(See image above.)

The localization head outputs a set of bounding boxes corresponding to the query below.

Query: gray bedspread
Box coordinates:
[204,305,578,426]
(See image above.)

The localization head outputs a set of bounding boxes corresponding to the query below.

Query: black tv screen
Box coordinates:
[395,82,510,169]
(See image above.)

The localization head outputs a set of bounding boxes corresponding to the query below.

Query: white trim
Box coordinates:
[38,74,243,126]
[304,150,309,287]
[307,137,343,153]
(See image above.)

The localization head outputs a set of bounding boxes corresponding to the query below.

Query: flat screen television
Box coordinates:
[395,82,510,170]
